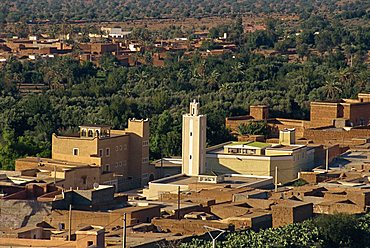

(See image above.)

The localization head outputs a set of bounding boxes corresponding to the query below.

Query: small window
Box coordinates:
[106,148,110,157]
[105,164,110,172]
[116,146,119,151]
[87,241,93,246]
[190,132,192,136]
[124,144,127,150]
[119,145,123,151]
[73,148,79,156]
[190,155,192,159]
[116,162,118,167]
[82,176,87,184]
[99,149,103,157]
[118,161,122,166]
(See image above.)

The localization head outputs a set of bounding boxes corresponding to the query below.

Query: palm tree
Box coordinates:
[207,70,220,89]
[321,80,342,100]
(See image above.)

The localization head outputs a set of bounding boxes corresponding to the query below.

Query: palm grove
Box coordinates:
[0,13,369,170]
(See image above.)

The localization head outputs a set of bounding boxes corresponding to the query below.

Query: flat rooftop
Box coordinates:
[227,141,271,148]
[266,144,305,151]
[17,157,92,169]
[153,175,270,187]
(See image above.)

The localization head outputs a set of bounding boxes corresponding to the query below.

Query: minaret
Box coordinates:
[182,100,207,176]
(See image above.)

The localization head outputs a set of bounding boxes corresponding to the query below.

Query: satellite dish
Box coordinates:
[93,183,99,189]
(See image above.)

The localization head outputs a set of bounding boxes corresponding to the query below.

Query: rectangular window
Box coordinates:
[190,132,192,136]
[105,164,110,172]
[142,157,149,164]
[142,140,149,147]
[99,149,103,157]
[73,148,79,156]
[106,148,110,157]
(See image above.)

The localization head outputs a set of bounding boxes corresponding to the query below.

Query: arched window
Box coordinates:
[95,130,100,137]
[81,129,87,137]
[88,130,93,137]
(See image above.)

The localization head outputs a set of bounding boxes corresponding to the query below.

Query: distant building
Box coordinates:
[226,93,370,146]
[100,27,132,38]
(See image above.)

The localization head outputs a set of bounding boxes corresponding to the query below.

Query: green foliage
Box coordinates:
[181,220,322,248]
[237,121,269,137]
[181,213,370,248]
[1,0,366,23]
[291,179,308,187]
[313,213,370,248]
[0,11,369,169]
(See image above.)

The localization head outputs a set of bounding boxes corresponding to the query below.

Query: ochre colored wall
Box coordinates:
[52,135,99,164]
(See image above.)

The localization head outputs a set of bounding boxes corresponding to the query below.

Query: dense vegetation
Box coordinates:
[181,213,370,248]
[0,0,369,23]
[0,8,369,169]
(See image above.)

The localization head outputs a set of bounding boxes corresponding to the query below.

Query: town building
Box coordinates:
[15,119,154,191]
[225,93,370,146]
[144,100,274,199]
[182,99,207,176]
[206,129,315,183]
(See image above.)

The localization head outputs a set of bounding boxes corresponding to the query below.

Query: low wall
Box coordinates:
[0,238,76,247]
[151,218,233,235]
[304,128,370,145]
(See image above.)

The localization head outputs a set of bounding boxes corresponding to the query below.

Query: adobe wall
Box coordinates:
[314,202,365,214]
[268,118,308,138]
[151,218,233,235]
[15,159,39,171]
[0,200,52,228]
[225,115,253,132]
[310,103,340,128]
[345,102,370,126]
[271,202,313,228]
[303,128,370,145]
[250,105,269,120]
[0,238,75,247]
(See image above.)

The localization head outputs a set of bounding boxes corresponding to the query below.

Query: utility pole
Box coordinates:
[53,165,56,187]
[68,204,72,241]
[122,213,127,248]
[325,148,329,172]
[274,166,278,192]
[204,226,225,248]
[177,186,180,220]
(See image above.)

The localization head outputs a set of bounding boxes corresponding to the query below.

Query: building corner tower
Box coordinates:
[182,100,207,176]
